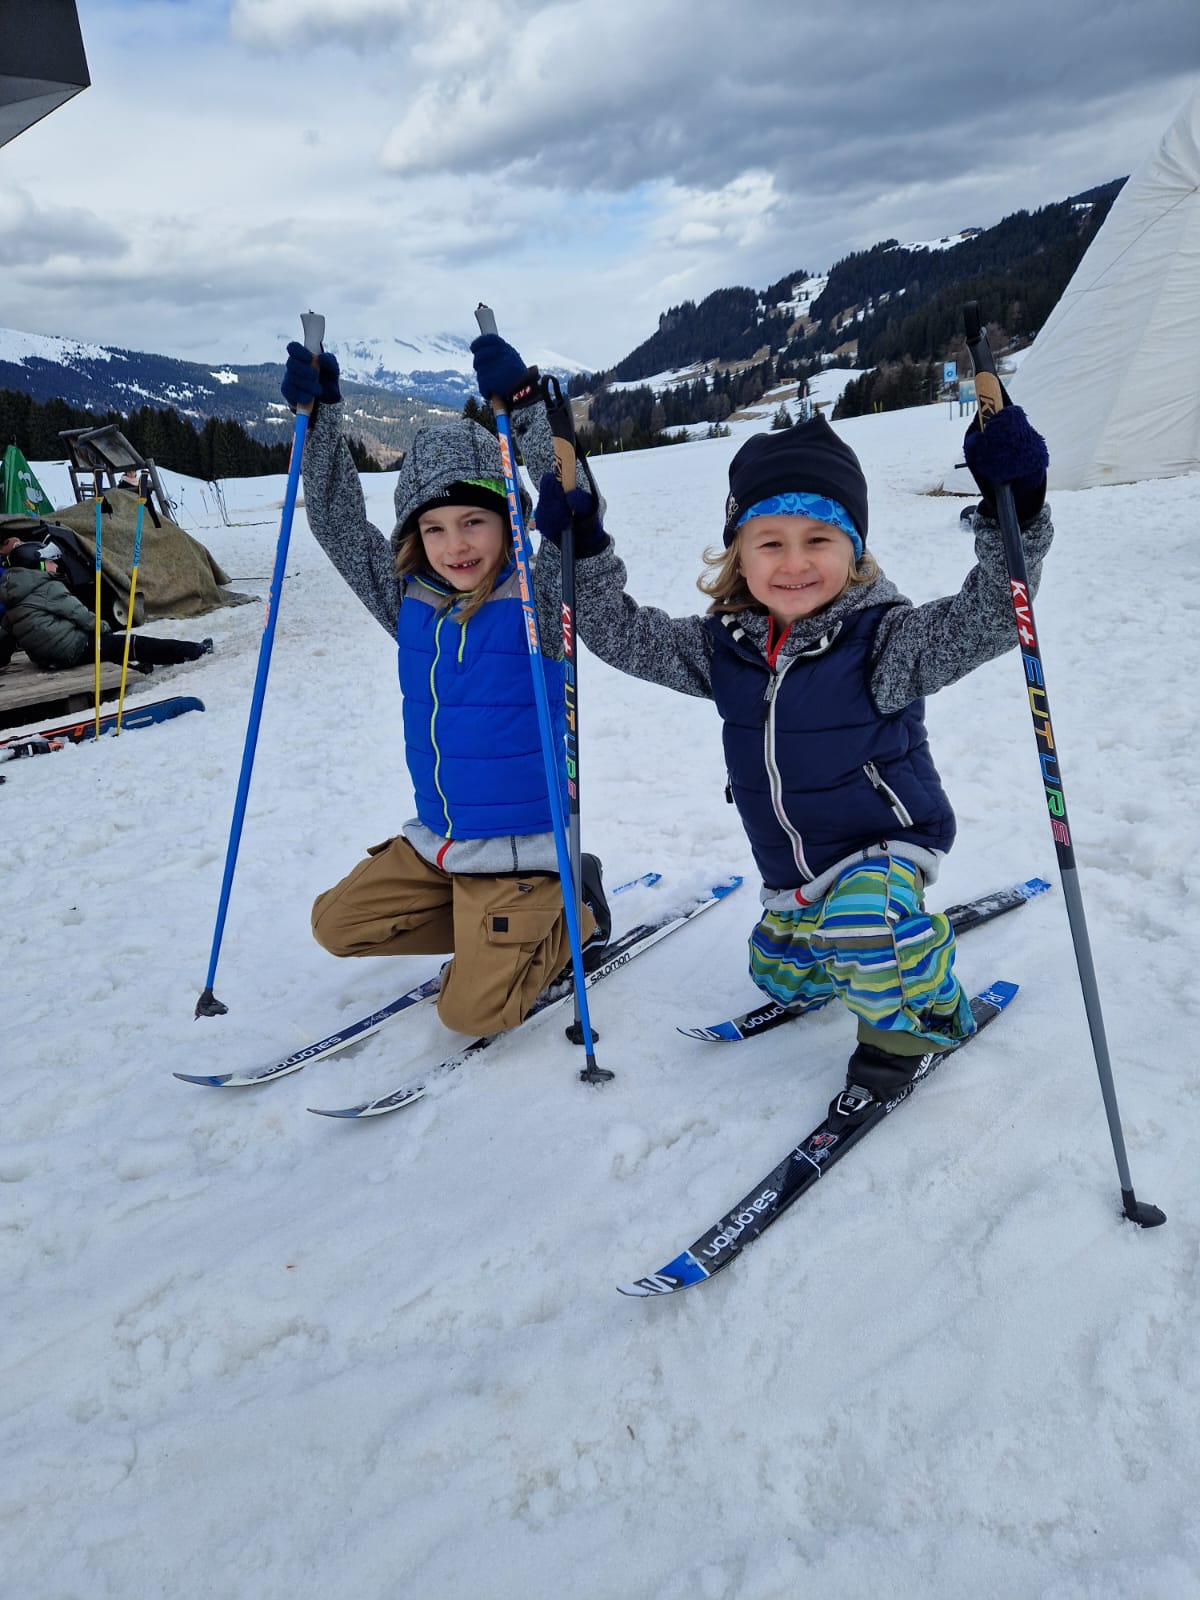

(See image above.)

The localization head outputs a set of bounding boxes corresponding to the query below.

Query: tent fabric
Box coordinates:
[48,490,255,621]
[0,444,54,516]
[0,0,90,150]
[1011,88,1200,492]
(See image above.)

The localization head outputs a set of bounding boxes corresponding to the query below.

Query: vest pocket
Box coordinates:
[862,762,915,828]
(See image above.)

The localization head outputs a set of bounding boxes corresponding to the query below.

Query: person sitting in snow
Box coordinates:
[0,543,212,672]
[279,339,610,1040]
[473,332,1052,1108]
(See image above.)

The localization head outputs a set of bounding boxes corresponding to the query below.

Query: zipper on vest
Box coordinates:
[863,760,914,827]
[430,609,453,836]
[763,657,813,882]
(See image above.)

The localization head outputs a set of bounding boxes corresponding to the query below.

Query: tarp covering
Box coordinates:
[49,490,255,621]
[0,0,90,150]
[1012,88,1200,492]
[0,444,54,516]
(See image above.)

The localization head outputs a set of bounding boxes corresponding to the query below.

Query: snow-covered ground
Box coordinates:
[5,406,1199,1599]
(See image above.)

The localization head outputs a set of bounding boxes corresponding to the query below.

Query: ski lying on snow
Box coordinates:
[618,979,1018,1297]
[678,877,1048,1042]
[174,871,664,1090]
[307,876,743,1119]
[0,694,204,756]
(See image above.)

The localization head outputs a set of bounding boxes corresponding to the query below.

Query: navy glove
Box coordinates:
[963,403,1048,525]
[534,471,607,560]
[471,333,540,409]
[281,342,341,412]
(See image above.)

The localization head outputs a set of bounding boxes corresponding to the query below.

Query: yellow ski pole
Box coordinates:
[115,494,146,733]
[92,495,103,739]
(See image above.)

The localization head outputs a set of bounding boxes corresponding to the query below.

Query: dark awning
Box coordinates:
[0,0,90,151]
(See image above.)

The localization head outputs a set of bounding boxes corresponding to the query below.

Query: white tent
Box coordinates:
[1012,87,1200,491]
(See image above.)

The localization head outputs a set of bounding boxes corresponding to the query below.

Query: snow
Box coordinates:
[0,324,116,366]
[5,407,1199,1598]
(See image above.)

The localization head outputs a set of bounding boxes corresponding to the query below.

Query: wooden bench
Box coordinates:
[0,651,126,732]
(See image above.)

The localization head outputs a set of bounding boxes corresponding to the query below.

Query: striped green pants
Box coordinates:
[748,857,975,1056]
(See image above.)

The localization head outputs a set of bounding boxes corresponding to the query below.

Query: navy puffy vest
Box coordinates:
[706,605,956,889]
[398,571,566,839]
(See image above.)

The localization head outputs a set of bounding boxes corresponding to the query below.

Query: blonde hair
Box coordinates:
[394,523,511,624]
[697,527,879,615]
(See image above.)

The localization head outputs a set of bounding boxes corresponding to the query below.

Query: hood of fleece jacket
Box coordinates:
[390,419,530,552]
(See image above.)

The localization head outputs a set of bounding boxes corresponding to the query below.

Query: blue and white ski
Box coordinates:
[175,871,664,1091]
[619,980,1019,1296]
[678,878,1048,1042]
[308,876,743,1119]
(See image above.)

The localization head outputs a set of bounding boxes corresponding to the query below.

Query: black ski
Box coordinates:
[678,878,1046,1041]
[619,980,1018,1296]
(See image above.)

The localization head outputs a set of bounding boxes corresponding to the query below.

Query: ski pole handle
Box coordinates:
[474,303,577,491]
[294,310,326,418]
[962,302,1005,424]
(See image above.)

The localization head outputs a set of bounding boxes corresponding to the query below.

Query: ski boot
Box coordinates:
[829,1040,940,1128]
[579,852,612,971]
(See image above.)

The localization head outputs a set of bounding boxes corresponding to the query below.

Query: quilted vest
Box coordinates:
[705,605,956,889]
[398,569,566,839]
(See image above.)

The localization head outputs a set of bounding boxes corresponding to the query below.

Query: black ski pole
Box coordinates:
[962,302,1164,1227]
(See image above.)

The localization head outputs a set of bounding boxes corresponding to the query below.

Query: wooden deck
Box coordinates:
[0,651,126,732]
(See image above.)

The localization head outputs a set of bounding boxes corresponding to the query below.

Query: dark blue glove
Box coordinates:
[534,471,607,560]
[281,342,341,412]
[471,333,539,408]
[963,404,1048,525]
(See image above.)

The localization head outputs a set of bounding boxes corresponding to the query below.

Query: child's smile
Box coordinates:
[737,514,857,625]
[418,505,508,592]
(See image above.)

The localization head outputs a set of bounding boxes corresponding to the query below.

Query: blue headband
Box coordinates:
[735,492,863,561]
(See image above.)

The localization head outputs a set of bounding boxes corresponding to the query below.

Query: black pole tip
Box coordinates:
[195,988,228,1019]
[1122,1193,1167,1228]
[579,1058,615,1085]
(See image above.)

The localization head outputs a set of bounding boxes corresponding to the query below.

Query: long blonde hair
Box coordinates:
[394,526,512,624]
[697,528,879,615]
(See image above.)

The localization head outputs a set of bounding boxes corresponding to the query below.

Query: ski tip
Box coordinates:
[1021,877,1053,898]
[173,1071,234,1087]
[711,875,744,900]
[306,1104,367,1118]
[617,1252,709,1297]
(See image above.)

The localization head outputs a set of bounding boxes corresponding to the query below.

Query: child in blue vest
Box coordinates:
[472,336,1051,1099]
[281,343,609,1037]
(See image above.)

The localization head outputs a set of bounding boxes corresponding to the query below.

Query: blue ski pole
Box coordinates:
[196,310,325,1018]
[474,303,611,1084]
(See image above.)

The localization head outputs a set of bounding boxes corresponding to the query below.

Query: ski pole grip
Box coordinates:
[962,301,1003,424]
[295,310,326,419]
[475,303,499,338]
[301,310,325,357]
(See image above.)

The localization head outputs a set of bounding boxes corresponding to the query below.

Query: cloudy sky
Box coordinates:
[2,0,1197,370]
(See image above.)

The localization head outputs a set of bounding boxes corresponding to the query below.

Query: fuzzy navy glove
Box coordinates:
[963,404,1048,525]
[281,342,341,412]
[534,471,607,560]
[471,333,540,409]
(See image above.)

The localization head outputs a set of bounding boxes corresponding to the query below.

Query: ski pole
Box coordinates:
[962,301,1164,1227]
[196,309,325,1019]
[537,368,590,1043]
[114,493,146,733]
[474,303,610,1084]
[92,495,103,738]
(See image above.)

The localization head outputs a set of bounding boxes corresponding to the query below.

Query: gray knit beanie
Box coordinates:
[391,419,527,550]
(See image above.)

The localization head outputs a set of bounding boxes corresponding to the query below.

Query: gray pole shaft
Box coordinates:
[1058,866,1134,1191]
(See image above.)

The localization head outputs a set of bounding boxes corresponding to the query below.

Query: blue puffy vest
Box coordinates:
[398,567,567,839]
[706,605,956,889]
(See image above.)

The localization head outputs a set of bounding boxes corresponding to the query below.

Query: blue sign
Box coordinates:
[943,361,957,385]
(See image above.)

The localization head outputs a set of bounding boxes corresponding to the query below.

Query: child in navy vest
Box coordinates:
[281,344,609,1038]
[473,335,1051,1097]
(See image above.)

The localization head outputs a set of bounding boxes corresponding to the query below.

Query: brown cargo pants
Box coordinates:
[310,835,595,1036]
